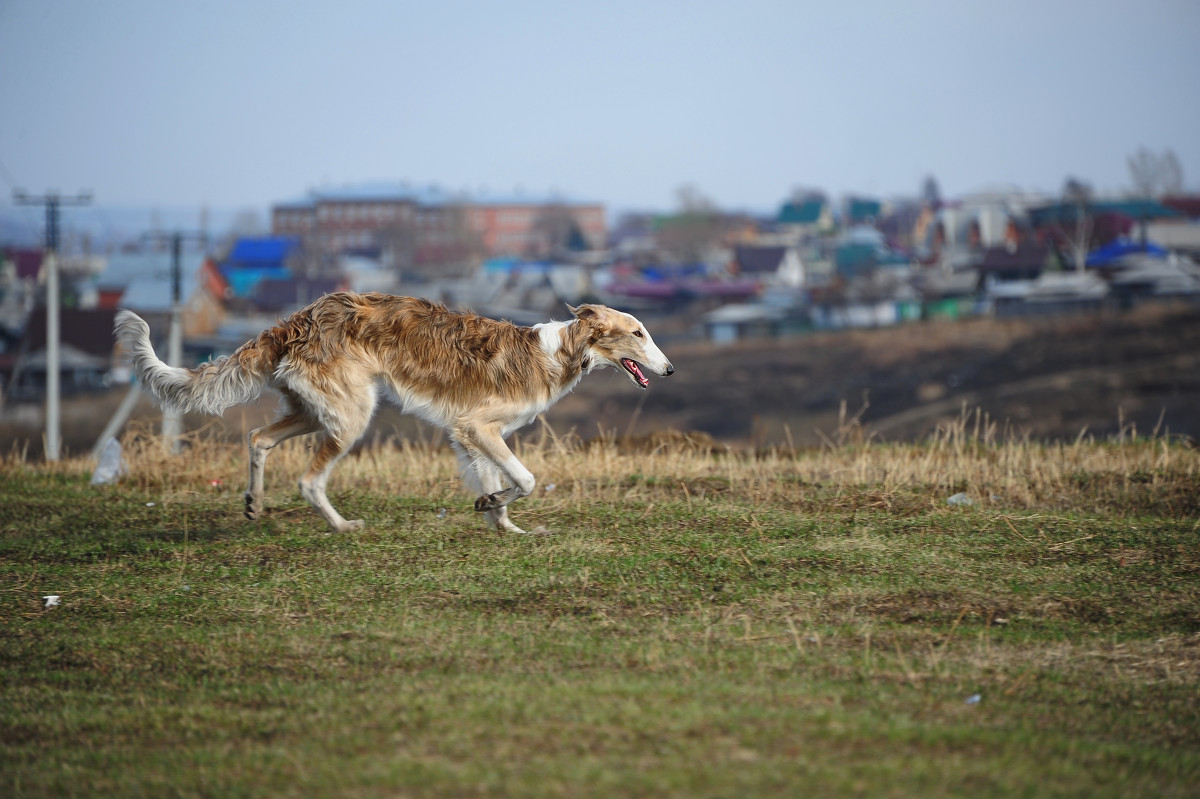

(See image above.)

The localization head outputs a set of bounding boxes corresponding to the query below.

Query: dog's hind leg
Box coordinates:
[245,409,321,521]
[298,434,364,533]
[454,423,538,529]
[298,391,375,533]
[450,441,519,532]
[472,454,535,534]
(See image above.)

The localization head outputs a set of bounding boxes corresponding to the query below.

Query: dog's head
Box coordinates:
[568,303,674,389]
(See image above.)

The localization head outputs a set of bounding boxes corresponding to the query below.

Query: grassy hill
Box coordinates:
[2,425,1198,796]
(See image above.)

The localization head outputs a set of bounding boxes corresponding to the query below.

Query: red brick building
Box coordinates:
[272,185,605,267]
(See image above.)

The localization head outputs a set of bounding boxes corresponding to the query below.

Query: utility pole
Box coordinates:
[14,190,92,461]
[142,230,208,453]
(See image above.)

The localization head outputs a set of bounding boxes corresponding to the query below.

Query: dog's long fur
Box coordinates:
[114,292,673,533]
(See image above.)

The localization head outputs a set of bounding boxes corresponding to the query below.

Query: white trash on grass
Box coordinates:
[90,437,128,485]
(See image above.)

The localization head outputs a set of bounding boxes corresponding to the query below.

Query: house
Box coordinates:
[98,252,227,338]
[845,197,884,225]
[0,307,119,401]
[5,248,44,282]
[1147,195,1200,256]
[220,236,299,299]
[0,249,41,333]
[977,242,1052,285]
[733,245,805,287]
[977,241,1112,316]
[1109,254,1200,306]
[776,198,833,237]
[834,226,908,278]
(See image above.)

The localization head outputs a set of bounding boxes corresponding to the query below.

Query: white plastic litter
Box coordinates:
[947,492,975,507]
[43,595,61,608]
[90,437,127,485]
[966,693,982,705]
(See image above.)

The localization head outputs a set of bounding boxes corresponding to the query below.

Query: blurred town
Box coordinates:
[1,149,1199,414]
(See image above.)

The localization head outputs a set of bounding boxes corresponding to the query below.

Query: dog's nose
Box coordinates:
[665,364,674,376]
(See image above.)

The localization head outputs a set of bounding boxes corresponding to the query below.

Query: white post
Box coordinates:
[45,251,60,461]
[161,302,183,452]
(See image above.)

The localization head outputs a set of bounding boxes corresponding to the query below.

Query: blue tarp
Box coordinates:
[1086,241,1168,267]
[641,264,707,282]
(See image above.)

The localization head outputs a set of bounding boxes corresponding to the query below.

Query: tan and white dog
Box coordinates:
[114,292,673,533]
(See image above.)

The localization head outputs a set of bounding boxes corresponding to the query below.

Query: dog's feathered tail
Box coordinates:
[114,309,280,415]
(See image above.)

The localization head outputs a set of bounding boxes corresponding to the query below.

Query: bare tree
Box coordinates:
[1127,147,1184,198]
[1059,177,1094,273]
[1161,150,1183,195]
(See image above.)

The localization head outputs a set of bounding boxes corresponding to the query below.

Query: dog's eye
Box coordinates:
[632,330,643,338]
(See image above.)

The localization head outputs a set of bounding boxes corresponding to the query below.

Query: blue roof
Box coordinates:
[1030,200,1180,227]
[220,237,298,298]
[226,236,299,266]
[778,200,824,225]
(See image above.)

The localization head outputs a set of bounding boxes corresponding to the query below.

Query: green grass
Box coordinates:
[2,431,1199,797]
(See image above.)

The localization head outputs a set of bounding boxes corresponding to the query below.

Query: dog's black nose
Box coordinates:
[665,364,674,376]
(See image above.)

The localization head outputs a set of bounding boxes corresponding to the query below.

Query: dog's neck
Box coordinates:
[535,318,595,393]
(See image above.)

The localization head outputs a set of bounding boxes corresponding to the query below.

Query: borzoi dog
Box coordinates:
[114,292,673,534]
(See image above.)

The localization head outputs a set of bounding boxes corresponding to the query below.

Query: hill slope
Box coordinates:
[3,304,1199,456]
[549,304,1200,446]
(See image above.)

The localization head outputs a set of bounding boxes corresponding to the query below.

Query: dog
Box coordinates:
[114,292,673,534]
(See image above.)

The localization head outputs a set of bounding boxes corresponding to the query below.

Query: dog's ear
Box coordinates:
[569,303,611,336]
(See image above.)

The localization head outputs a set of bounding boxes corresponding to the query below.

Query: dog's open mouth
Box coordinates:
[621,358,649,388]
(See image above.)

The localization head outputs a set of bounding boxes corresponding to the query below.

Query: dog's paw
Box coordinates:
[474,493,501,512]
[244,493,262,520]
[337,519,365,533]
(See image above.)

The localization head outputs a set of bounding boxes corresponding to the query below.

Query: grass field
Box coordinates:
[2,416,1199,797]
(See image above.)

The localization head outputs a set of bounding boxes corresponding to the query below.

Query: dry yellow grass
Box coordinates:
[15,408,1194,526]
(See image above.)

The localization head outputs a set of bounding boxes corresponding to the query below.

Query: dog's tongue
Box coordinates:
[622,358,648,387]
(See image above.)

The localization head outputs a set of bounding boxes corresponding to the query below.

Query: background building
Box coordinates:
[272,185,605,273]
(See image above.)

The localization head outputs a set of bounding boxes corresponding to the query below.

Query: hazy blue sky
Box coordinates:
[1,0,1197,215]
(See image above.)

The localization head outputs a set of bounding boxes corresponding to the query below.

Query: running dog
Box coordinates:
[114,292,674,534]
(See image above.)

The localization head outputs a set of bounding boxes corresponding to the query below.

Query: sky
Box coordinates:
[1,0,1198,218]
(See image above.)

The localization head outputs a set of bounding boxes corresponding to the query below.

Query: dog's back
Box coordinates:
[271,293,560,414]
